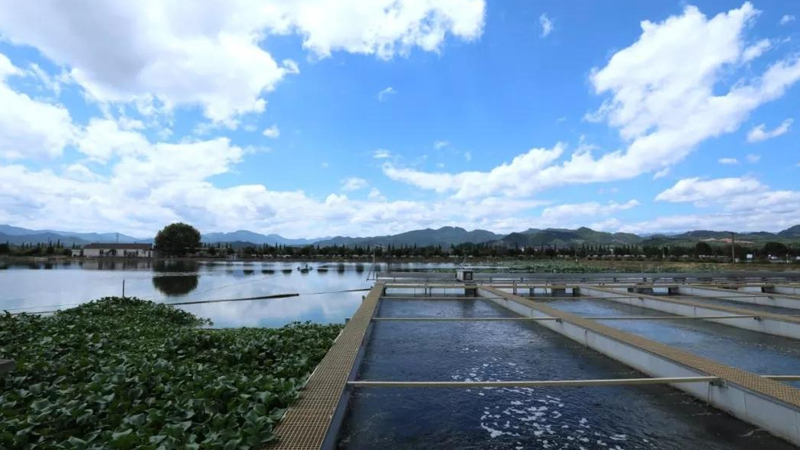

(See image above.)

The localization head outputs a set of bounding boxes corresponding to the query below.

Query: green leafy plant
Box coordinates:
[0,297,342,449]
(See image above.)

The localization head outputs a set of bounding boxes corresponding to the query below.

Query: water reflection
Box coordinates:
[152,275,199,296]
[0,261,456,327]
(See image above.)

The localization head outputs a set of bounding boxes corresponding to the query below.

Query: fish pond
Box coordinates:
[0,260,457,327]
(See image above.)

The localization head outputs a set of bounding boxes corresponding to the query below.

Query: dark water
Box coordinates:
[336,299,795,449]
[543,297,800,387]
[0,260,455,327]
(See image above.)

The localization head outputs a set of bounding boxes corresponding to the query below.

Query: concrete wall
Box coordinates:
[479,289,800,446]
[774,286,800,296]
[581,286,800,340]
[677,285,800,311]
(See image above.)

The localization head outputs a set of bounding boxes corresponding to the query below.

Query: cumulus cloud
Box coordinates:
[718,157,739,165]
[262,125,280,138]
[742,39,771,62]
[747,118,793,142]
[367,188,386,201]
[434,140,449,149]
[377,86,396,102]
[0,54,75,159]
[340,177,368,192]
[780,15,796,25]
[746,153,760,163]
[0,0,485,123]
[373,149,392,159]
[540,199,640,221]
[384,4,800,199]
[539,14,554,37]
[622,176,800,233]
[655,177,765,204]
[384,143,565,198]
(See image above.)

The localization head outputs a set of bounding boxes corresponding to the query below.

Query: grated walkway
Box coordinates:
[266,283,384,450]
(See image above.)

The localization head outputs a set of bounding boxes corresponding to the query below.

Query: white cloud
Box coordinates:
[540,199,639,221]
[742,39,771,62]
[718,157,740,165]
[780,15,796,25]
[746,153,760,163]
[0,54,75,159]
[373,149,392,159]
[464,151,472,162]
[263,0,486,60]
[384,143,565,198]
[747,118,793,142]
[539,14,554,38]
[655,177,764,204]
[653,167,670,179]
[623,176,800,233]
[0,0,485,124]
[340,177,368,192]
[434,140,449,149]
[377,86,396,102]
[367,188,386,201]
[262,125,280,138]
[384,4,800,199]
[77,118,150,162]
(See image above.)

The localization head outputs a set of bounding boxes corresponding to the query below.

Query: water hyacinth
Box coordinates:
[0,297,342,449]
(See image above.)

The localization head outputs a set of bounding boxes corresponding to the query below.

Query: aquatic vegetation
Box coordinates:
[0,297,342,449]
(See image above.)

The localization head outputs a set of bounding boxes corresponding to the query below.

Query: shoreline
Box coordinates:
[1,255,797,272]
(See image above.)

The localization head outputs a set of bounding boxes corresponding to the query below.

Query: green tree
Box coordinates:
[763,241,788,256]
[695,241,713,256]
[155,223,201,257]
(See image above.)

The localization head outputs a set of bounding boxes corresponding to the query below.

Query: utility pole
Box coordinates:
[122,279,126,298]
[730,232,736,264]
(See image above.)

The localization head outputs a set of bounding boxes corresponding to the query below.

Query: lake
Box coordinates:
[0,260,457,327]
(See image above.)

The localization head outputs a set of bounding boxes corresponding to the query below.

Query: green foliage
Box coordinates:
[155,223,202,257]
[763,241,789,256]
[0,297,342,449]
[695,241,713,256]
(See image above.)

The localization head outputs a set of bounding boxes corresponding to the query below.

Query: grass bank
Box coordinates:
[0,297,342,449]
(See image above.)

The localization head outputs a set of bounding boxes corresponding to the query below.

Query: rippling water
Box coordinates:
[337,298,796,449]
[0,260,455,327]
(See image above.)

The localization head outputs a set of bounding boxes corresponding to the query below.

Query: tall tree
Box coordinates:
[155,223,201,257]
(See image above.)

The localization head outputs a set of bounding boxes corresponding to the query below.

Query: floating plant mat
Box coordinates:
[0,297,342,449]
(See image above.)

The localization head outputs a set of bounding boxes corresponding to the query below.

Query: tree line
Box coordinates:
[2,221,798,262]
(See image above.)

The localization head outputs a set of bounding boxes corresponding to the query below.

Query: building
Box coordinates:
[81,243,154,258]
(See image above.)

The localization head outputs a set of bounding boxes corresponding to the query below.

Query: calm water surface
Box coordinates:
[0,260,456,327]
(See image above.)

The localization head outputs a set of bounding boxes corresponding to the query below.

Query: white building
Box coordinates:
[81,243,154,258]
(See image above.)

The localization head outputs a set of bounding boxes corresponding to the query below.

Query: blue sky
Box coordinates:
[0,0,798,238]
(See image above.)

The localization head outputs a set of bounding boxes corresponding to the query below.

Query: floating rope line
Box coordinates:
[5,287,372,315]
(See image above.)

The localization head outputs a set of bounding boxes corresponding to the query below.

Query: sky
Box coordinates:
[0,0,799,239]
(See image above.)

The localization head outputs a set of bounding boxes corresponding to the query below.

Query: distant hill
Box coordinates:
[499,227,642,248]
[0,225,319,247]
[779,225,800,238]
[1,223,798,249]
[202,230,320,246]
[315,226,503,247]
[0,232,89,247]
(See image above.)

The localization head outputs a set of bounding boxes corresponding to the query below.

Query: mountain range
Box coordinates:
[1,224,799,248]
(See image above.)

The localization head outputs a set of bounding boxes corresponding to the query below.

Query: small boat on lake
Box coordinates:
[297,264,313,273]
[281,268,293,274]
